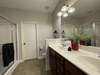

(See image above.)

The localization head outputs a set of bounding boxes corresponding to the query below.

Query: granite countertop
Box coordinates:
[49,43,100,75]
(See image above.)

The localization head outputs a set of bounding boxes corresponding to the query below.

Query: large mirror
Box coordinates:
[0,16,17,74]
[62,0,100,47]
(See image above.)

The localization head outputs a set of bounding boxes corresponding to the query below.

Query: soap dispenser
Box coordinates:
[68,47,72,51]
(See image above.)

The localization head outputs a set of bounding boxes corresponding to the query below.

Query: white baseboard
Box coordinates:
[18,60,24,63]
[4,60,23,75]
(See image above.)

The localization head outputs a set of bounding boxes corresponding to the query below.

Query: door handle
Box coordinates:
[24,43,26,45]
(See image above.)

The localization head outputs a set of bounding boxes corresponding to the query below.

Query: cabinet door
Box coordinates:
[49,47,56,75]
[56,53,64,64]
[65,70,72,75]
[56,63,64,75]
[56,53,64,75]
[65,60,87,75]
[65,61,73,75]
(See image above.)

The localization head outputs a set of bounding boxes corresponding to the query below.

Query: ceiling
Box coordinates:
[68,0,100,19]
[0,0,60,13]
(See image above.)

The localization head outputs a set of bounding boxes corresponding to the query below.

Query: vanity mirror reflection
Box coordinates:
[61,0,100,47]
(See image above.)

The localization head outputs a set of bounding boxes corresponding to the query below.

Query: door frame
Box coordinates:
[21,21,38,60]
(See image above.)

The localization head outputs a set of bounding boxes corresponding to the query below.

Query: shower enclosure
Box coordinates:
[0,16,17,75]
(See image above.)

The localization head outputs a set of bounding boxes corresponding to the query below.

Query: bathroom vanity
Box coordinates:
[49,47,87,75]
[48,43,100,75]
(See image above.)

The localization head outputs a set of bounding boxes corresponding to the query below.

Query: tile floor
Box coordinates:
[11,59,49,75]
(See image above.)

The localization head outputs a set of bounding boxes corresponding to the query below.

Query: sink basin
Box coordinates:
[77,56,100,72]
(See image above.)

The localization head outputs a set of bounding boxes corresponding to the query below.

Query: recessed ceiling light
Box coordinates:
[57,11,63,17]
[63,13,68,18]
[61,5,67,12]
[68,7,75,13]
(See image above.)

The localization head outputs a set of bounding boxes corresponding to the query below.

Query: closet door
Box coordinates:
[22,23,37,60]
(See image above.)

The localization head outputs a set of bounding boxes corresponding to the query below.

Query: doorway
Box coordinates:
[22,22,37,60]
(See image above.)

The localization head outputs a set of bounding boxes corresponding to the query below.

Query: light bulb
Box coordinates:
[68,7,75,13]
[57,11,63,17]
[63,13,68,18]
[61,5,67,12]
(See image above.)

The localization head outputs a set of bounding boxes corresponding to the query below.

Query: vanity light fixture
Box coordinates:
[57,11,63,17]
[61,5,68,12]
[63,13,68,18]
[68,7,76,13]
[57,3,76,17]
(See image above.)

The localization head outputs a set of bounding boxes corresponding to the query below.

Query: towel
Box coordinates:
[2,43,14,67]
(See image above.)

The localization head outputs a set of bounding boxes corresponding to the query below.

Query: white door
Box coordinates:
[22,23,37,60]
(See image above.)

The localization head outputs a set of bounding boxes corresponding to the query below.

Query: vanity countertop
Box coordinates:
[49,43,100,75]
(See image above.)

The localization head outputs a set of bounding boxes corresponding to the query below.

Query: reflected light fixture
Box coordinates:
[61,5,67,12]
[57,11,63,17]
[68,7,75,13]
[63,13,68,18]
[57,3,76,18]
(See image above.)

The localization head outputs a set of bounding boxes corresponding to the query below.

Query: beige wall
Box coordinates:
[0,7,53,60]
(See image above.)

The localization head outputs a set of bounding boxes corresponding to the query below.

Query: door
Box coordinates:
[22,23,37,60]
